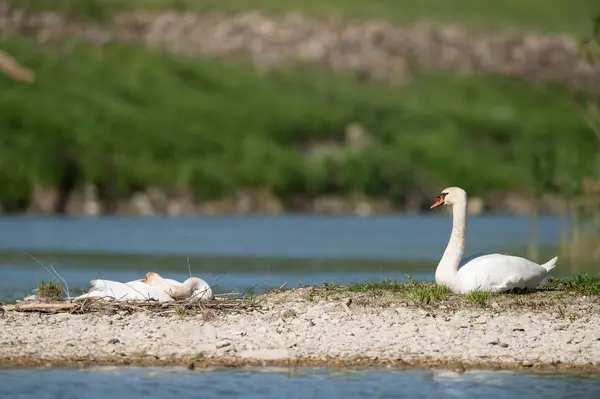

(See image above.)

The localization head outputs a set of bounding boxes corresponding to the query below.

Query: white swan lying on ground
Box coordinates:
[72,272,214,302]
[429,186,557,294]
[145,272,214,301]
[73,278,174,302]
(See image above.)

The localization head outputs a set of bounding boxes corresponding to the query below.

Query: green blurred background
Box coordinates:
[1,0,599,214]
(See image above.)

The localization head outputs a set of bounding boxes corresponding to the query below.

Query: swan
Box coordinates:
[73,278,174,302]
[429,186,557,293]
[145,272,214,301]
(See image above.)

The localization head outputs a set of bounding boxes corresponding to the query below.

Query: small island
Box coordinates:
[2,277,599,371]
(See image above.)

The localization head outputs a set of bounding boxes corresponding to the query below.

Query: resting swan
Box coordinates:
[430,187,557,293]
[73,278,174,302]
[73,272,214,302]
[145,272,214,301]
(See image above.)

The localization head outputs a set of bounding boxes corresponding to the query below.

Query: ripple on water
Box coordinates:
[0,367,599,399]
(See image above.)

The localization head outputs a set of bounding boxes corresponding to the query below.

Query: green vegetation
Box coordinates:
[541,274,600,295]
[1,37,597,211]
[348,279,449,304]
[173,303,187,320]
[2,2,599,214]
[345,274,600,307]
[466,290,495,307]
[12,0,598,35]
[350,275,600,297]
[37,280,63,300]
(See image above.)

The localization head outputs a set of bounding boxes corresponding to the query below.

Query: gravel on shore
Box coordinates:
[1,288,599,371]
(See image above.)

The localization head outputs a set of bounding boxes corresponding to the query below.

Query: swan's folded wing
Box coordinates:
[75,280,173,302]
[457,254,547,292]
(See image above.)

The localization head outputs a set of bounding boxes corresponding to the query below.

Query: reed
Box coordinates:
[538,14,600,266]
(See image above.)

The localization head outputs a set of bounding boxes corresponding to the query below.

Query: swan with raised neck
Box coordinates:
[429,186,557,293]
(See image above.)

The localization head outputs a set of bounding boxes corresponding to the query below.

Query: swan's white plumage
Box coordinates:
[145,272,214,301]
[455,253,557,293]
[431,186,557,294]
[73,279,174,302]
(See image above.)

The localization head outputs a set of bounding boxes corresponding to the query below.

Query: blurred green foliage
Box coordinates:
[11,0,597,35]
[579,13,600,63]
[0,38,596,211]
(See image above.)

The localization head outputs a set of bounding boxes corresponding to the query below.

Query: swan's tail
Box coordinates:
[540,256,558,272]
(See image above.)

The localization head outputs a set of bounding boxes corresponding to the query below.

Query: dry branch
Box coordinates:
[0,49,35,83]
[1,296,259,314]
[2,303,75,311]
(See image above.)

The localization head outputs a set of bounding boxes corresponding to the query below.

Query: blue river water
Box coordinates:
[0,215,597,397]
[0,214,582,302]
[1,367,599,398]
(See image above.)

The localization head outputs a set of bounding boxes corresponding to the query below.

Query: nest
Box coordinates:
[1,293,261,316]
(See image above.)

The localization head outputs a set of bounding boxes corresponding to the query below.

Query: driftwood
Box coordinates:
[2,303,75,311]
[0,49,35,83]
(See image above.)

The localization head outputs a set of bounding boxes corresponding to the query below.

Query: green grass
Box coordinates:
[541,274,600,295]
[11,0,599,36]
[349,279,450,304]
[173,303,187,320]
[350,276,600,297]
[37,280,63,300]
[347,275,600,307]
[466,290,495,307]
[0,38,596,211]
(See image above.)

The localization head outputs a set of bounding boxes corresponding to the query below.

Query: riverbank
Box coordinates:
[2,282,599,370]
[1,2,599,214]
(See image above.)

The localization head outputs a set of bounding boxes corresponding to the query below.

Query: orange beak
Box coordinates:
[430,195,445,209]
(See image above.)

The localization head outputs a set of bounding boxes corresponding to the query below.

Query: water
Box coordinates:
[1,215,599,397]
[0,214,578,303]
[0,367,599,398]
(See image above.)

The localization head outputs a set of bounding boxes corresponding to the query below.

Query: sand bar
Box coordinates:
[1,287,599,371]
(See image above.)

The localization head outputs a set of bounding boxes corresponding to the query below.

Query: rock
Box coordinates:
[216,341,231,349]
[281,309,297,319]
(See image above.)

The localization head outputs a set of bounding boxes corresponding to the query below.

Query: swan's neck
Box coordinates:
[168,279,195,299]
[435,202,467,290]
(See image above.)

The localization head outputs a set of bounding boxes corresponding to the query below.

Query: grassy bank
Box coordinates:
[344,274,600,308]
[12,0,599,36]
[0,37,597,211]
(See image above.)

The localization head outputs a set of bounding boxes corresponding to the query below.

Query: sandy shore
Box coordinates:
[1,288,600,370]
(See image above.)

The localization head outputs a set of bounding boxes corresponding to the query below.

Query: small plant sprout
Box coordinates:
[173,304,187,320]
[37,280,63,300]
[244,293,257,306]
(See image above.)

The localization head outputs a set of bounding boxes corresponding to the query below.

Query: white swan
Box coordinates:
[73,278,174,302]
[145,272,214,301]
[430,186,558,293]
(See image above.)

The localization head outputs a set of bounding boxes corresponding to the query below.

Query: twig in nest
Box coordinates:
[2,303,76,311]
